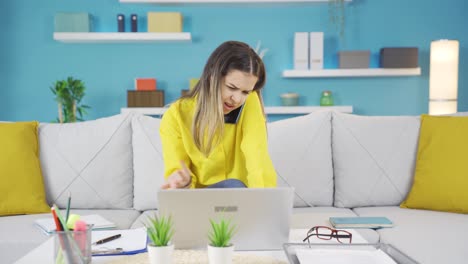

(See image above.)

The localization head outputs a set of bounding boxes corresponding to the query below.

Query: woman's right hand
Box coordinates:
[161,161,192,189]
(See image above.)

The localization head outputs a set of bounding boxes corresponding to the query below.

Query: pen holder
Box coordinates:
[54,229,92,264]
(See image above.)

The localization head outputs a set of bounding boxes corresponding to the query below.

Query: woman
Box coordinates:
[160,41,277,189]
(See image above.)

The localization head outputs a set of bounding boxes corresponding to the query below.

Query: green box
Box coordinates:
[54,13,92,32]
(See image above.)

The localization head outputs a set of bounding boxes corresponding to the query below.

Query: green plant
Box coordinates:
[208,216,236,247]
[145,214,174,247]
[328,0,346,40]
[50,76,90,123]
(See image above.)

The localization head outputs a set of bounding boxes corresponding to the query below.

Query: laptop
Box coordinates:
[157,187,294,250]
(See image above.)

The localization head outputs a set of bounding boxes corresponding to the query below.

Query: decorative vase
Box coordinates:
[147,244,174,264]
[320,91,334,106]
[207,244,234,264]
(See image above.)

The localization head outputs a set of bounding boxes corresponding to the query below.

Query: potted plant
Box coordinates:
[145,214,174,264]
[50,76,90,123]
[207,216,236,264]
[328,0,346,40]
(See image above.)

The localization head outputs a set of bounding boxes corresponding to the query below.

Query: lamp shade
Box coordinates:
[429,40,459,115]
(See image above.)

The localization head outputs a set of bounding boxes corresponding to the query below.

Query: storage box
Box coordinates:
[127,90,164,107]
[338,50,370,69]
[181,89,190,97]
[135,78,157,91]
[294,32,309,70]
[147,12,183,33]
[380,47,419,68]
[309,32,324,70]
[54,13,92,32]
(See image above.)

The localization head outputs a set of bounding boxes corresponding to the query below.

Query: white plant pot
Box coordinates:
[147,244,174,264]
[207,244,234,264]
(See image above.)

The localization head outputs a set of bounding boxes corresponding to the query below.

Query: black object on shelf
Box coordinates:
[131,14,138,32]
[380,47,419,68]
[117,14,125,32]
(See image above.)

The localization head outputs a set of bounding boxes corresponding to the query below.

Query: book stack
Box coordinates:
[127,78,164,107]
[329,217,393,229]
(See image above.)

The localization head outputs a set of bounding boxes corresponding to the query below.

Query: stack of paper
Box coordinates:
[35,214,116,234]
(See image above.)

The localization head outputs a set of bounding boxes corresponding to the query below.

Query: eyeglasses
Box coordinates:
[303,226,352,245]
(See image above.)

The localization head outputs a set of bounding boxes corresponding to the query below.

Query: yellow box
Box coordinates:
[147,12,183,33]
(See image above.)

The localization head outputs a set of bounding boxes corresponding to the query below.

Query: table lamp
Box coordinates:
[429,39,459,115]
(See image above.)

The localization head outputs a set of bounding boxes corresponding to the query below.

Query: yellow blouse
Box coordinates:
[159,92,277,188]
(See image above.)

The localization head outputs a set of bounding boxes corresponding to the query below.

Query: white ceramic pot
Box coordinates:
[147,244,174,264]
[207,244,234,264]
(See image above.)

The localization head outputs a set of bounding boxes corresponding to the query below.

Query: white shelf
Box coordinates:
[120,0,350,3]
[121,106,353,115]
[53,32,192,43]
[282,68,422,78]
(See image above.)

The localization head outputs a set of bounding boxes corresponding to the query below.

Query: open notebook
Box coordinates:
[35,214,116,235]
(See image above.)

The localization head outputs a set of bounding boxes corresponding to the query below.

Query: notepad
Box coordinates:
[35,214,116,234]
[329,217,393,229]
[92,228,148,256]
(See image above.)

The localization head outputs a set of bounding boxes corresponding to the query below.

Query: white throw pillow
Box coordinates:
[332,112,421,208]
[268,111,334,207]
[131,114,165,211]
[39,114,134,209]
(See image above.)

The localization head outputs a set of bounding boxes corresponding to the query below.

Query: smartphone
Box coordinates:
[224,104,244,124]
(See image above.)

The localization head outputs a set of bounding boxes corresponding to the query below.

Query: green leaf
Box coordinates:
[208,216,236,247]
[144,214,174,247]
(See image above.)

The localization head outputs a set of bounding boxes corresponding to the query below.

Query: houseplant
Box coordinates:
[207,216,236,264]
[328,0,346,40]
[50,76,90,123]
[145,214,175,264]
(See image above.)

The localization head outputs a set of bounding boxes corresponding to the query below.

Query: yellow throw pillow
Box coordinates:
[401,115,468,214]
[0,121,50,216]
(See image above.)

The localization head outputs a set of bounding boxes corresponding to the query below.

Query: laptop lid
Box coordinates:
[157,187,294,251]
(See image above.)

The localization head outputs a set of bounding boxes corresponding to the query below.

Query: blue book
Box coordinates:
[329,217,393,229]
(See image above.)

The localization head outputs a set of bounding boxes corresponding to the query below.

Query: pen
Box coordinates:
[65,192,71,222]
[92,234,122,245]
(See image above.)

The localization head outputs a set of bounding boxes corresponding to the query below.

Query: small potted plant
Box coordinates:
[50,76,90,123]
[207,216,236,264]
[145,214,174,264]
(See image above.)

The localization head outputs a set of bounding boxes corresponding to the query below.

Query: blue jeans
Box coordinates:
[206,179,246,188]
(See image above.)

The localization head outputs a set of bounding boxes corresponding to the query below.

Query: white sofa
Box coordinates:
[1,111,467,264]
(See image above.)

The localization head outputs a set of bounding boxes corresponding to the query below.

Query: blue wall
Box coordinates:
[0,0,466,122]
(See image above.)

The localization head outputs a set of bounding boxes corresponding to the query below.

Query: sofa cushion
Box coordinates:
[401,115,468,213]
[353,206,468,264]
[39,114,134,209]
[268,111,333,207]
[0,121,50,216]
[332,112,420,208]
[131,114,166,211]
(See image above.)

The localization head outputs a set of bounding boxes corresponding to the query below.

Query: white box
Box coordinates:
[294,32,309,70]
[309,32,324,70]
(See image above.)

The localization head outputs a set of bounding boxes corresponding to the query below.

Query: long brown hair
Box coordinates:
[182,41,266,156]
